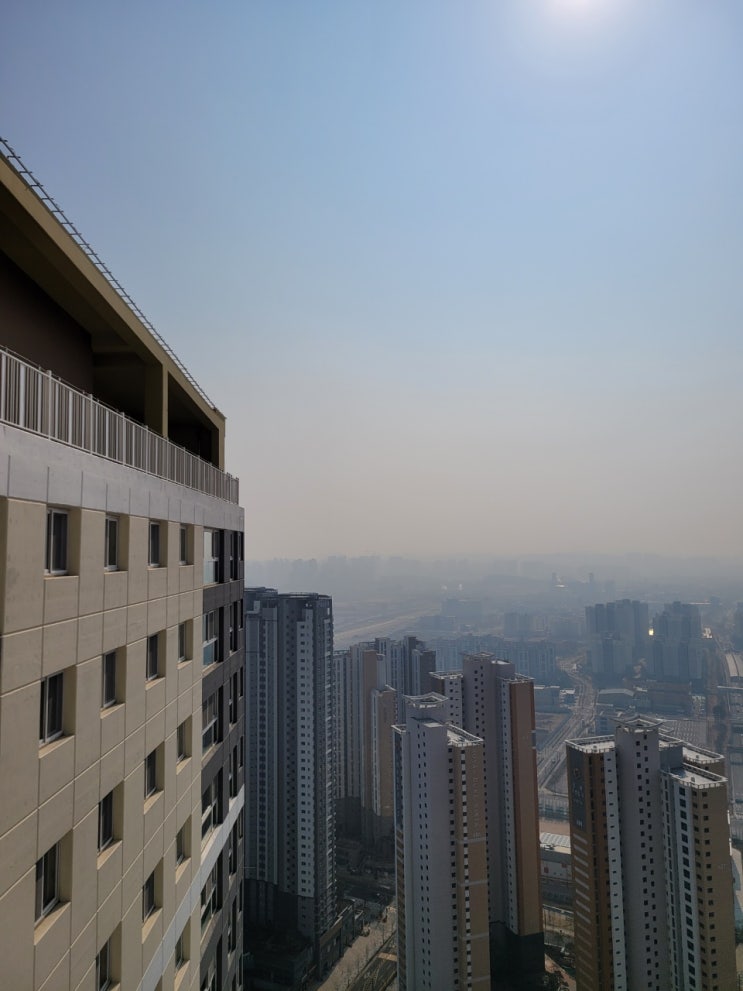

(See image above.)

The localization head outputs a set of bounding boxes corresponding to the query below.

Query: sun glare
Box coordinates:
[545,0,625,34]
[553,0,595,13]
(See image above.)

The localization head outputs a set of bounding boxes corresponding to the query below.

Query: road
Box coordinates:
[345,935,397,991]
[313,909,397,991]
[537,663,596,794]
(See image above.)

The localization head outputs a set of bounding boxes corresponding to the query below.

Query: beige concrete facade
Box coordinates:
[568,718,736,991]
[566,739,624,991]
[459,654,544,985]
[0,426,243,991]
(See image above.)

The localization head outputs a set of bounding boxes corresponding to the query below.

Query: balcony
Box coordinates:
[0,346,239,503]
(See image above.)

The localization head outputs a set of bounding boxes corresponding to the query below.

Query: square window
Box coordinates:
[146,634,160,681]
[35,844,59,921]
[148,522,161,567]
[145,750,158,799]
[142,870,156,921]
[104,516,118,571]
[45,509,68,574]
[102,651,117,708]
[98,792,114,851]
[96,938,112,991]
[40,673,64,744]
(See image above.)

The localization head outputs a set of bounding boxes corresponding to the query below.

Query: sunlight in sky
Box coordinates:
[549,0,611,14]
[544,0,627,33]
[3,0,742,559]
[553,0,594,10]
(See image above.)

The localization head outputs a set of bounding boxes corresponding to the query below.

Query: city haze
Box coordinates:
[3,0,743,560]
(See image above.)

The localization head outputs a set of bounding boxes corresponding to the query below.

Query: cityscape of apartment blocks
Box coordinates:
[586,599,709,687]
[335,639,545,989]
[2,144,742,991]
[0,139,548,991]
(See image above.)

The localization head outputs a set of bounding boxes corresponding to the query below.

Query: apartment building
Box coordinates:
[393,694,490,991]
[0,144,245,991]
[335,644,396,848]
[373,635,436,712]
[567,716,735,991]
[243,589,338,975]
[459,653,544,986]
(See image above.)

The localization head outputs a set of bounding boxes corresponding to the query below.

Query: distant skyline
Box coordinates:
[4,1,743,560]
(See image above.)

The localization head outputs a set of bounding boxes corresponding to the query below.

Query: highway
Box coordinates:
[537,663,596,794]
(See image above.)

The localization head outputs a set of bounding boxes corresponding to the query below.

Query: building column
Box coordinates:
[144,362,168,437]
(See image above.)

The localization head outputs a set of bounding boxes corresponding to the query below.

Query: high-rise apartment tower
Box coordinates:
[244,589,337,971]
[567,716,735,991]
[0,144,245,991]
[458,653,544,985]
[335,644,396,847]
[393,694,490,991]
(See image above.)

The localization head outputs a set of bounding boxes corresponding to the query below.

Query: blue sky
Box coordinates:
[3,1,743,559]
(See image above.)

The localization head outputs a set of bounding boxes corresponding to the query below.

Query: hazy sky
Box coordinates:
[3,1,743,560]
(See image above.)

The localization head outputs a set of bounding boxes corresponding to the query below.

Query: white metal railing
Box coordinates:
[0,348,239,504]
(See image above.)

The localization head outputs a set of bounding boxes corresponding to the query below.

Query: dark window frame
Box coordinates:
[203,529,220,584]
[146,634,160,681]
[144,750,158,799]
[45,509,68,575]
[203,610,220,666]
[96,938,112,991]
[102,651,117,708]
[176,823,188,866]
[104,516,119,571]
[35,844,59,921]
[98,791,114,851]
[202,692,221,753]
[40,672,64,744]
[177,721,189,763]
[142,870,156,921]
[148,521,161,567]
